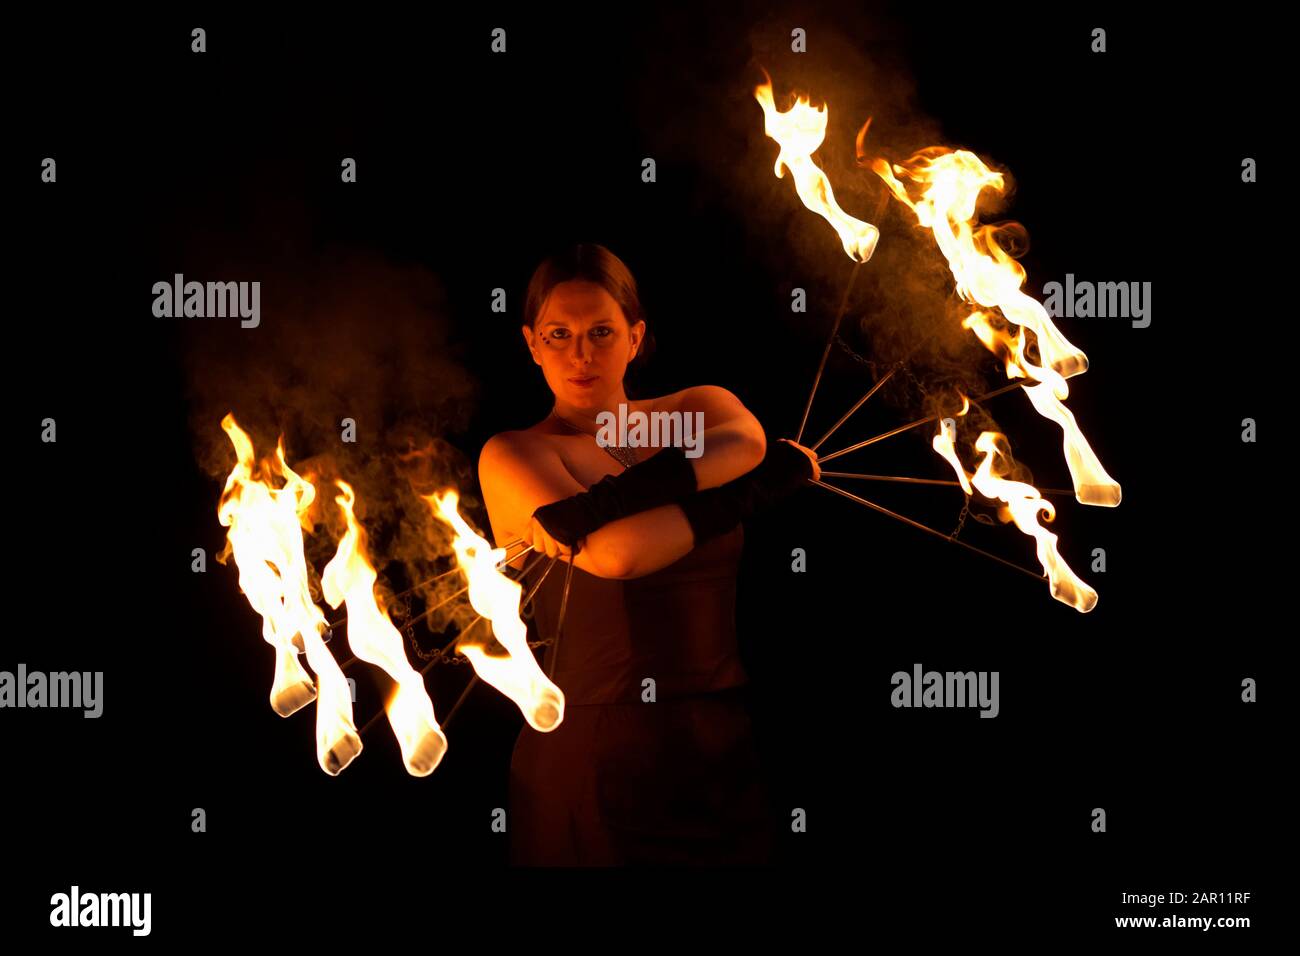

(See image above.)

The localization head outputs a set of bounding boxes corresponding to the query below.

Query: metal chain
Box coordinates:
[832,334,883,376]
[833,334,971,540]
[898,363,934,400]
[353,557,556,669]
[401,622,554,667]
[833,334,937,402]
[407,624,440,662]
[949,496,970,541]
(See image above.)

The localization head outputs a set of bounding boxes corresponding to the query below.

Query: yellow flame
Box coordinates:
[969,432,1098,612]
[872,148,1120,508]
[931,395,973,495]
[321,480,447,777]
[217,414,361,775]
[754,76,880,262]
[427,490,564,732]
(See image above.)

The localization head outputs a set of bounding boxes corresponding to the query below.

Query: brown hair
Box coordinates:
[522,243,656,374]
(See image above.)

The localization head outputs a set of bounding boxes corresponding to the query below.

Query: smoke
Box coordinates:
[634,0,1040,482]
[182,216,486,636]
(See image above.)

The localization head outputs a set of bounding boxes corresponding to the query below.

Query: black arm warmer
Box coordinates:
[677,440,814,545]
[531,446,699,546]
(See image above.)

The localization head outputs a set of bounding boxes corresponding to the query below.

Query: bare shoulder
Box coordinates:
[670,382,743,408]
[480,429,548,473]
[659,384,750,415]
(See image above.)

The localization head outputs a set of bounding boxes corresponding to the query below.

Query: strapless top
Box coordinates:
[524,524,749,705]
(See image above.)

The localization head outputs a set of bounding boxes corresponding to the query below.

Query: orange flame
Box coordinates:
[321,480,447,777]
[931,395,973,495]
[968,433,1098,613]
[754,75,880,262]
[854,117,873,164]
[217,414,362,775]
[929,402,1098,611]
[872,148,1120,508]
[427,490,564,732]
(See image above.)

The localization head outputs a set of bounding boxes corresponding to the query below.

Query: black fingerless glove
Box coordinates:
[677,440,814,545]
[532,446,699,547]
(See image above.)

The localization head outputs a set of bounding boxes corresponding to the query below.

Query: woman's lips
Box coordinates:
[568,376,599,388]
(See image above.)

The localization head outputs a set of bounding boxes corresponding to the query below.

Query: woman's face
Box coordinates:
[522,279,644,410]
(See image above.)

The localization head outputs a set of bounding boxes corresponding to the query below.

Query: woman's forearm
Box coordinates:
[687,421,766,490]
[577,504,698,579]
[573,424,764,578]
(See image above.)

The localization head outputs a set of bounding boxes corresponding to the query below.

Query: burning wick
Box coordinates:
[216,414,363,774]
[321,479,448,777]
[752,73,881,444]
[429,490,566,733]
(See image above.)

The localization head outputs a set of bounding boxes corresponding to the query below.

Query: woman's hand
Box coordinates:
[777,438,821,481]
[523,514,576,560]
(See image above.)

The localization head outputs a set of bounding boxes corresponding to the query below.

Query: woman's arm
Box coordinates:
[478,431,601,574]
[479,431,701,580]
[675,385,766,490]
[575,434,825,580]
[478,387,789,581]
[575,504,697,579]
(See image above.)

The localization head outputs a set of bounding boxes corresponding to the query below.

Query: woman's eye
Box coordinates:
[543,326,612,343]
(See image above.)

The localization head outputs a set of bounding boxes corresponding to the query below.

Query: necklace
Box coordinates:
[551,409,640,469]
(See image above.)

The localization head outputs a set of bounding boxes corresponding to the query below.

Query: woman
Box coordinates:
[478,242,819,865]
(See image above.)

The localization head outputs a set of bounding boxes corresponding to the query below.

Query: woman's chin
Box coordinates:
[563,385,613,408]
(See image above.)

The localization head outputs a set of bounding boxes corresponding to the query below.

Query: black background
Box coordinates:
[8,2,1281,941]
